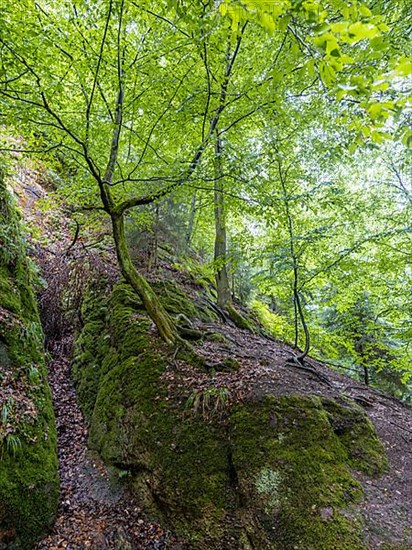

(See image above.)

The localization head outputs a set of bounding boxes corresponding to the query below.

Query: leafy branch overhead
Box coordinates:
[0,0,410,390]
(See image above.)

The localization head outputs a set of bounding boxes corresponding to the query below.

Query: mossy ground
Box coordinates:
[0,172,59,548]
[73,279,388,549]
[230,395,386,549]
[152,279,220,323]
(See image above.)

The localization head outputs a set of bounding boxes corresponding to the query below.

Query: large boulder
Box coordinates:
[73,281,387,549]
[0,171,59,549]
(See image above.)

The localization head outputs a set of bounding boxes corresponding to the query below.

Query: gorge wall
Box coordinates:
[0,170,59,549]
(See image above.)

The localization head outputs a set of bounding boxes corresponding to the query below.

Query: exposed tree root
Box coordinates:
[285,354,333,387]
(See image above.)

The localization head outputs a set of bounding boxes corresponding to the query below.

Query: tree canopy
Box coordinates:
[0,0,411,397]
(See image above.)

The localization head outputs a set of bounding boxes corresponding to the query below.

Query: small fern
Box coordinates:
[186,387,230,418]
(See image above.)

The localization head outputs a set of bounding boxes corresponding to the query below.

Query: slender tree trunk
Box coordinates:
[148,204,159,271]
[294,285,310,362]
[363,365,369,386]
[278,155,310,363]
[111,213,177,345]
[186,190,197,248]
[214,133,231,309]
[293,297,299,349]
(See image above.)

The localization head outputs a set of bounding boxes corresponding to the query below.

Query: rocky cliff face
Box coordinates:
[73,280,389,549]
[0,169,59,549]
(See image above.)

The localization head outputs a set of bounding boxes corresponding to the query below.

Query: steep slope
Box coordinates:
[3,156,183,548]
[0,168,59,549]
[72,277,412,549]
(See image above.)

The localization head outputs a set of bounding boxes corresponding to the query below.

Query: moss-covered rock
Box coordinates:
[152,280,219,323]
[0,169,59,549]
[230,395,386,549]
[73,281,387,549]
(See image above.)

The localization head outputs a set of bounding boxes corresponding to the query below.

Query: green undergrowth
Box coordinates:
[0,168,59,549]
[73,278,388,549]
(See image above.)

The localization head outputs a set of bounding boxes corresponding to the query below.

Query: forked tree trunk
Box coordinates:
[111,213,177,345]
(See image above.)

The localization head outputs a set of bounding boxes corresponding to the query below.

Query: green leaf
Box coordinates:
[306,58,316,78]
[367,104,383,120]
[326,37,340,56]
[372,80,389,92]
[348,22,379,43]
[348,141,358,154]
[359,5,372,17]
[319,60,336,85]
[259,12,276,33]
[331,22,347,34]
[394,59,412,77]
[371,130,385,143]
[340,54,354,65]
[401,128,412,148]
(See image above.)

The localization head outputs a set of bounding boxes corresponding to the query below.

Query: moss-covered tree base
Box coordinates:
[73,281,387,549]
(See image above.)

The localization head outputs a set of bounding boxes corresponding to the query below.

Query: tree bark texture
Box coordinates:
[111,213,177,345]
[214,134,231,309]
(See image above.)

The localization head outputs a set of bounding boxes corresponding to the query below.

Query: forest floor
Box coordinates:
[9,159,412,549]
[35,337,183,550]
[33,318,412,549]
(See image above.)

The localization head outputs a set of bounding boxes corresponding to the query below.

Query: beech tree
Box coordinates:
[0,0,410,346]
[0,1,232,343]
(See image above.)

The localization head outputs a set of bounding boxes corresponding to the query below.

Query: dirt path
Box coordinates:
[36,345,183,550]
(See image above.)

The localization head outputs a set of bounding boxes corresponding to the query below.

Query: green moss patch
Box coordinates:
[152,280,219,322]
[0,171,59,549]
[230,395,386,548]
[322,398,387,476]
